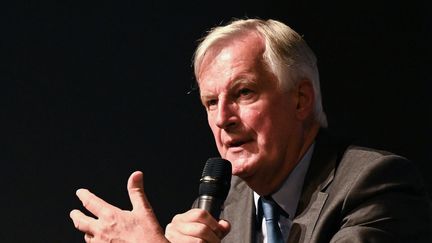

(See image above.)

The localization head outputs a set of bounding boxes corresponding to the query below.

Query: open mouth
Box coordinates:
[227,140,248,148]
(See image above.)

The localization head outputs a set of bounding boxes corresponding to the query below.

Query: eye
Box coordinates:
[237,88,255,100]
[238,88,253,96]
[234,86,258,104]
[205,99,218,110]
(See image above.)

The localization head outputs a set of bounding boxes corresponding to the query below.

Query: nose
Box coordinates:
[215,98,238,130]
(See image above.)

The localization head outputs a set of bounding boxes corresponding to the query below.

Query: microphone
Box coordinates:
[194,157,232,219]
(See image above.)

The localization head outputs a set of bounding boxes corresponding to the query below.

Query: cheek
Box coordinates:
[255,122,275,151]
[241,107,270,138]
[244,105,287,150]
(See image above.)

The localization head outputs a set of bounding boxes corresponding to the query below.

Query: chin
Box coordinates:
[229,155,258,178]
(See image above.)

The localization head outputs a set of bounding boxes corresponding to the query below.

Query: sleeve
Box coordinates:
[330,155,432,243]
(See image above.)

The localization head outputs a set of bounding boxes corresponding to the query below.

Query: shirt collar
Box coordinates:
[254,142,315,219]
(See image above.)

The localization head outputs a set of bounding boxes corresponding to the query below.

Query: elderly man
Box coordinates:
[70,18,432,243]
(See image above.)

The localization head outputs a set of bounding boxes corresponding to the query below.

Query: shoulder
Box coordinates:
[341,145,404,163]
[323,145,432,242]
[338,145,410,175]
[333,145,427,198]
[337,145,423,185]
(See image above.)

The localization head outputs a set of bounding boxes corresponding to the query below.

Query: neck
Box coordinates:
[253,122,321,196]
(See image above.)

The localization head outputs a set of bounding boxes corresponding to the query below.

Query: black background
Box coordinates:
[1,1,431,242]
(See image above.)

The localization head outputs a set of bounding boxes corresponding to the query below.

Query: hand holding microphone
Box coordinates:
[165,158,232,243]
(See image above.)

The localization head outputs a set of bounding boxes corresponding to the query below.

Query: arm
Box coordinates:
[70,171,169,243]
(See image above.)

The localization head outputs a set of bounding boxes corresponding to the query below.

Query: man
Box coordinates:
[70,18,432,242]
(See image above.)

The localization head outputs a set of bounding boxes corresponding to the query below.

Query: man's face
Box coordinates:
[197,32,305,193]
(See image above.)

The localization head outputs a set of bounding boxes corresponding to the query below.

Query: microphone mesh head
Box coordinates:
[199,158,232,199]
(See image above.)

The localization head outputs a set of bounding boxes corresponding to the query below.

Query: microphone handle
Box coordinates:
[195,195,224,219]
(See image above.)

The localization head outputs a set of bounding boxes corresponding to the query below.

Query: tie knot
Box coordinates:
[260,196,280,221]
[258,196,285,243]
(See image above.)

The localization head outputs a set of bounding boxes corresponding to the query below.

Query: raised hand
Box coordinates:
[70,171,169,243]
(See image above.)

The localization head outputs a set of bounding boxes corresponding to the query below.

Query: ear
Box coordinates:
[294,79,315,121]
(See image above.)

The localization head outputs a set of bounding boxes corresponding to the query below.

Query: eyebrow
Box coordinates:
[199,77,258,101]
[199,89,216,104]
[230,78,255,87]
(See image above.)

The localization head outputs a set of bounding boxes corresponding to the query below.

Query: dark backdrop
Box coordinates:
[1,1,431,242]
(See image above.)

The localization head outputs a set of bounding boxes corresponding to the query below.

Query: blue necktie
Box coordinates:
[260,196,284,243]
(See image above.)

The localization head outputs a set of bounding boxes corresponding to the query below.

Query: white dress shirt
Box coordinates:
[254,143,315,243]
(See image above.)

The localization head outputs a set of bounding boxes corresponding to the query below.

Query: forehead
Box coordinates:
[197,32,267,89]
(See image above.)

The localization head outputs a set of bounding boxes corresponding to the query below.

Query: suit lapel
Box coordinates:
[289,130,347,243]
[221,176,255,243]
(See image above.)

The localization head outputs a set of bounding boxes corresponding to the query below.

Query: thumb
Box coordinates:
[217,219,231,239]
[127,171,151,211]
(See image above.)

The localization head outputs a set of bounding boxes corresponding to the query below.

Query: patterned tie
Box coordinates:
[260,196,284,243]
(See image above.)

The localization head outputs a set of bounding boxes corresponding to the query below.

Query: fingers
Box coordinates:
[84,234,92,243]
[217,219,231,239]
[165,209,231,243]
[184,209,223,235]
[76,188,113,217]
[127,171,151,211]
[126,171,166,235]
[70,209,98,233]
[166,221,221,243]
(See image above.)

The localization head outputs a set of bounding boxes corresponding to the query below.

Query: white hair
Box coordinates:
[193,18,328,127]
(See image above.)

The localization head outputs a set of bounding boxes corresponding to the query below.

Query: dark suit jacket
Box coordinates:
[220,130,432,242]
